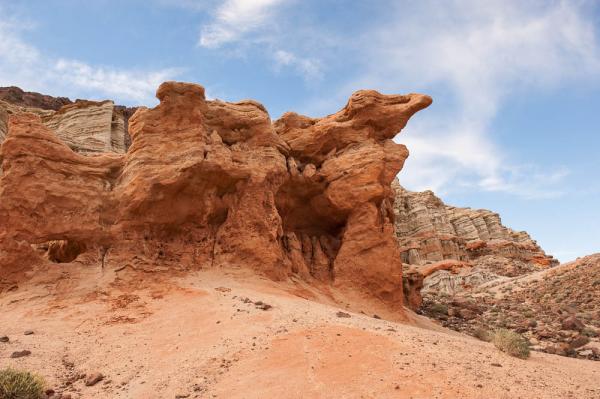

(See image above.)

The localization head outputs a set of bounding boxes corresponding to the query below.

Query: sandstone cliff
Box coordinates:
[393,182,555,268]
[0,87,135,156]
[394,181,558,308]
[0,81,431,309]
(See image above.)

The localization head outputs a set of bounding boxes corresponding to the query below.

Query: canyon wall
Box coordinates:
[0,82,431,308]
[394,182,558,308]
[393,182,556,268]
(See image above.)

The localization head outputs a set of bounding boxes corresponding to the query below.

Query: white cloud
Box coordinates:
[53,60,181,104]
[199,0,284,48]
[0,7,181,105]
[197,0,325,81]
[273,50,322,81]
[359,0,600,197]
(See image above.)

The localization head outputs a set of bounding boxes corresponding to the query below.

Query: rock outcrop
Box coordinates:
[0,87,136,156]
[393,182,557,308]
[43,100,128,154]
[393,182,556,269]
[0,86,72,111]
[0,81,431,309]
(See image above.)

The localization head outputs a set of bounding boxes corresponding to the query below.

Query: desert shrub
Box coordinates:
[0,368,45,399]
[492,329,530,359]
[582,327,598,337]
[428,303,448,316]
[473,327,492,342]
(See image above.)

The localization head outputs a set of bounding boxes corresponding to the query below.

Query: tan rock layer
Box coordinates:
[0,88,137,156]
[393,182,556,269]
[0,81,432,310]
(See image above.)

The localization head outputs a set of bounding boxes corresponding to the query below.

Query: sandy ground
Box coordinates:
[1,264,599,399]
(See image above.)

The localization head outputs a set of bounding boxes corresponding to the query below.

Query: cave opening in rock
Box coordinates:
[33,240,86,263]
[276,179,347,280]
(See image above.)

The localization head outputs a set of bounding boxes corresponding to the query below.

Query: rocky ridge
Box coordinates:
[421,254,600,361]
[0,81,432,310]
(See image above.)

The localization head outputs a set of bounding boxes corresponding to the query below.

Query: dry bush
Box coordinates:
[473,327,492,342]
[492,329,530,359]
[0,368,45,399]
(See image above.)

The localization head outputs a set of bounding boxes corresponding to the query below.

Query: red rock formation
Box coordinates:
[0,82,431,308]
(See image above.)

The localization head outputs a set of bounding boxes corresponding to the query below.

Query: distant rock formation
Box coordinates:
[0,86,72,110]
[393,182,556,268]
[43,100,128,154]
[0,87,136,156]
[393,181,558,308]
[0,81,431,309]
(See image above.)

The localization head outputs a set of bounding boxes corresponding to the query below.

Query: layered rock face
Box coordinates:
[394,182,557,308]
[43,100,128,154]
[0,81,431,308]
[0,87,134,156]
[393,182,556,268]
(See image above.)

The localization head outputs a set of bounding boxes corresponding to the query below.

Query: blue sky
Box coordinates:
[1,0,599,261]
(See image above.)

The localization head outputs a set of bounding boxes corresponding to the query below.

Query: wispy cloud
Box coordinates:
[196,0,324,81]
[0,6,181,104]
[198,0,284,48]
[272,50,322,81]
[53,60,182,104]
[355,0,600,197]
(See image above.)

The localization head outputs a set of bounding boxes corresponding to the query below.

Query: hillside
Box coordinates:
[1,264,599,399]
[422,254,600,360]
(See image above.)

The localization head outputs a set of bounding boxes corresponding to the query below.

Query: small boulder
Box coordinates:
[336,311,351,318]
[561,316,584,331]
[0,335,8,343]
[85,372,104,386]
[569,335,590,349]
[10,350,31,358]
[24,330,34,335]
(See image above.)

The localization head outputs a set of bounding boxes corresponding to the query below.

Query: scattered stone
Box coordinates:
[491,363,502,367]
[336,311,351,318]
[214,287,231,293]
[373,314,381,319]
[84,372,104,386]
[10,350,31,358]
[24,330,34,335]
[561,316,585,332]
[254,301,272,311]
[175,394,190,398]
[570,335,590,349]
[0,335,8,342]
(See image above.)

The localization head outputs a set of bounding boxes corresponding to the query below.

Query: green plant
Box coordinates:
[492,329,530,359]
[0,368,45,399]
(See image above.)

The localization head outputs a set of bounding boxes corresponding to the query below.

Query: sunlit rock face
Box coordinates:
[0,81,431,309]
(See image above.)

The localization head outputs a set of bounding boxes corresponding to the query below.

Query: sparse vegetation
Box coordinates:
[582,327,598,337]
[428,302,448,316]
[492,329,530,359]
[473,327,492,342]
[0,368,45,399]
